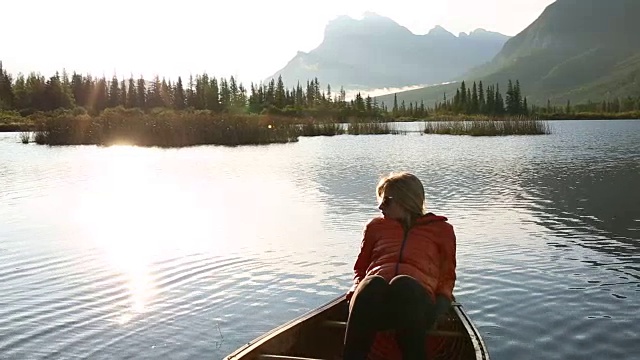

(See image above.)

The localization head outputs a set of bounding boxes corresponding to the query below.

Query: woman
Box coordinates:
[343,172,457,360]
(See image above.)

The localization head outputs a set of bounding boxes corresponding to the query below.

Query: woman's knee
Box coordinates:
[353,275,389,297]
[361,275,387,286]
[388,275,430,309]
[350,276,388,314]
[388,275,421,290]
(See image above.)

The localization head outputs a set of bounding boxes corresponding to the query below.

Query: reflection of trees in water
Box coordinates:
[520,158,640,262]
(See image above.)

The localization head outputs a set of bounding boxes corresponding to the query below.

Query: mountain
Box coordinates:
[377,0,640,106]
[266,12,510,90]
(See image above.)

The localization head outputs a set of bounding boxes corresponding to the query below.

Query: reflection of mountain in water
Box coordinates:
[517,134,640,262]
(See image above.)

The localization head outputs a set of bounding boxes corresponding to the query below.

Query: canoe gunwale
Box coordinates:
[224,296,344,360]
[453,305,490,360]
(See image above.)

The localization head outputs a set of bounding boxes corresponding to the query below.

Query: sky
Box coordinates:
[1,0,555,85]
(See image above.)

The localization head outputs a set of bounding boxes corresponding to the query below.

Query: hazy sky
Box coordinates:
[2,0,555,84]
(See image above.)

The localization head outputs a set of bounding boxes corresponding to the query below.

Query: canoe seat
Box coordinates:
[259,355,327,360]
[322,320,464,337]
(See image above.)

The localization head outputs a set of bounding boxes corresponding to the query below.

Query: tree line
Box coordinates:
[430,80,528,116]
[2,61,640,121]
[0,61,387,120]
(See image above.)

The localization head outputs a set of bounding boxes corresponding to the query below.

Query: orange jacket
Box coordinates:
[348,213,457,360]
[349,213,457,301]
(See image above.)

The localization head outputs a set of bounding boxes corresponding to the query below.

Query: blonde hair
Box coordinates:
[377,172,426,225]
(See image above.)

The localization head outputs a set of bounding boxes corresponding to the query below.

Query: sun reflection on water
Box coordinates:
[71,145,230,323]
[115,262,154,325]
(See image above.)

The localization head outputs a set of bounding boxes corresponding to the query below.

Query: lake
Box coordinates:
[0,120,638,360]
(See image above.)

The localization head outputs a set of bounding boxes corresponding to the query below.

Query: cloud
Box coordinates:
[344,82,457,101]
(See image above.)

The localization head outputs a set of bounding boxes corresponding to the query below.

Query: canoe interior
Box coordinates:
[225,296,489,360]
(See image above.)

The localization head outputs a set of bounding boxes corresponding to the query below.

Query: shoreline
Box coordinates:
[2,113,639,133]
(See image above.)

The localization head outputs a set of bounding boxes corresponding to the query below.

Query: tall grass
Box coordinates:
[423,118,550,136]
[299,121,345,136]
[347,121,397,135]
[33,108,300,147]
[30,107,406,147]
[19,131,31,143]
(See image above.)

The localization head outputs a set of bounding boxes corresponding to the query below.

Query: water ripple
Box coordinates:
[0,121,639,360]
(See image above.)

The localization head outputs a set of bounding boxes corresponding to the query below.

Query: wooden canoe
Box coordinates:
[224,295,490,360]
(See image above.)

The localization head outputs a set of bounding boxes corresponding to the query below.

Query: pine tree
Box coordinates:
[294,82,304,107]
[339,86,346,106]
[478,81,485,113]
[454,89,461,112]
[0,61,15,109]
[459,81,467,109]
[354,93,365,112]
[147,76,161,109]
[265,79,275,106]
[506,79,515,114]
[392,94,398,116]
[95,77,108,112]
[71,72,85,108]
[495,84,504,115]
[174,76,185,109]
[186,75,196,108]
[514,80,523,114]
[209,77,219,111]
[12,74,28,110]
[229,76,239,109]
[471,82,479,114]
[126,77,137,108]
[237,82,247,110]
[275,75,285,109]
[160,78,172,107]
[119,79,127,107]
[313,78,321,107]
[108,76,120,108]
[485,85,494,115]
[136,76,146,109]
[219,77,231,111]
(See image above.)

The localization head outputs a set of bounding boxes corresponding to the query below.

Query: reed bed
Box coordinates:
[19,131,31,144]
[10,106,558,148]
[347,121,397,135]
[299,121,346,136]
[423,118,550,136]
[30,107,404,147]
[33,108,300,147]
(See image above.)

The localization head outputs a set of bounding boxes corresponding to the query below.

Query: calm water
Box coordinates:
[0,120,638,360]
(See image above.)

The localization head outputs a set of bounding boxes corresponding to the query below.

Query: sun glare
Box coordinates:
[71,145,231,323]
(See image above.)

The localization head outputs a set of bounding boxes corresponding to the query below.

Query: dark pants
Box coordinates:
[343,275,449,360]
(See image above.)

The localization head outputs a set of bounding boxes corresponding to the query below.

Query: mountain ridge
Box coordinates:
[377,0,640,107]
[266,13,510,90]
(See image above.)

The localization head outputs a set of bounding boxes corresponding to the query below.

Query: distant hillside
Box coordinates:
[266,12,509,90]
[379,0,640,107]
